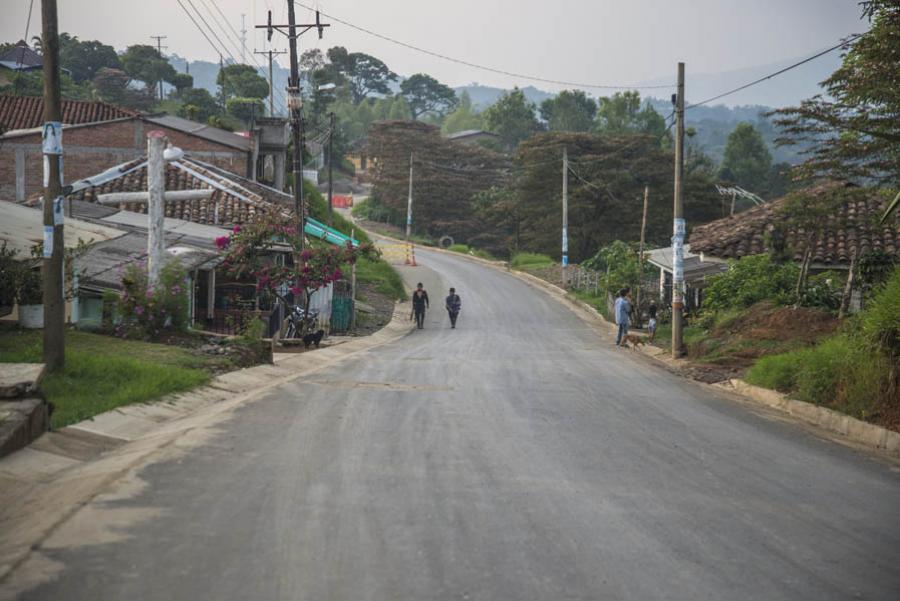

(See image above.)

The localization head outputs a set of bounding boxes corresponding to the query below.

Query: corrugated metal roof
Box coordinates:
[143,114,251,151]
[646,245,728,282]
[0,200,126,256]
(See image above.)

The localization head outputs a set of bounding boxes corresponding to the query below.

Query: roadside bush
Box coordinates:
[860,266,900,360]
[0,243,21,308]
[113,259,190,339]
[704,254,798,311]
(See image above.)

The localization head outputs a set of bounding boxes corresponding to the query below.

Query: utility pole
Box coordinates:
[42,0,64,371]
[636,185,649,326]
[671,62,686,358]
[255,49,287,115]
[240,14,247,62]
[150,35,167,100]
[562,147,569,288]
[327,111,335,227]
[256,4,330,249]
[406,153,414,240]
[146,132,167,287]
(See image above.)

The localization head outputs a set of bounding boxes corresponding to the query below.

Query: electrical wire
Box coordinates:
[686,34,863,109]
[292,1,674,91]
[177,0,233,62]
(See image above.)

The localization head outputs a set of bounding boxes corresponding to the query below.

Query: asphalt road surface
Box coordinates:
[16,248,900,600]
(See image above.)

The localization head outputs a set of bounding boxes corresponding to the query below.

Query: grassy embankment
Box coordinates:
[0,328,214,428]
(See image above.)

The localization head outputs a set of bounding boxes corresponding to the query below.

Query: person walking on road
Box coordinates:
[615,287,632,347]
[412,282,429,329]
[445,287,461,329]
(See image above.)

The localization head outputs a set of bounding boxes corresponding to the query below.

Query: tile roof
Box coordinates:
[64,156,292,227]
[0,95,138,131]
[688,184,900,265]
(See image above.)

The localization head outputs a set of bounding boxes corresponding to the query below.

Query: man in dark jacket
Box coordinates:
[411,282,429,329]
[445,287,461,329]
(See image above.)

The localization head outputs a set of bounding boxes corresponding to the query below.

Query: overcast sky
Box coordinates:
[2,0,865,93]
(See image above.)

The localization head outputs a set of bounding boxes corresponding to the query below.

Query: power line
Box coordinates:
[176,0,230,60]
[292,1,674,91]
[686,34,863,109]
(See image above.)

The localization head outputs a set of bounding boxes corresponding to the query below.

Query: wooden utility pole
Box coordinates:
[146,132,167,287]
[672,62,686,358]
[406,153,414,240]
[561,147,569,288]
[327,111,335,226]
[41,0,64,371]
[255,49,287,115]
[636,185,649,326]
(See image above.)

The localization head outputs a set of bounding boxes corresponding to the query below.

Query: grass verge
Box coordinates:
[355,257,406,300]
[0,328,212,428]
[511,252,555,270]
[447,244,496,260]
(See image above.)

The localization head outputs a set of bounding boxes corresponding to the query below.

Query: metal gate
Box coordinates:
[330,280,354,333]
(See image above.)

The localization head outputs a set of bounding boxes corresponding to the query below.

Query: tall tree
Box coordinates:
[92,67,154,110]
[718,122,773,194]
[771,0,900,185]
[58,33,120,83]
[400,73,458,120]
[442,91,483,134]
[595,90,666,137]
[121,44,176,100]
[327,47,396,103]
[177,87,220,122]
[217,63,269,99]
[540,90,596,132]
[483,88,541,151]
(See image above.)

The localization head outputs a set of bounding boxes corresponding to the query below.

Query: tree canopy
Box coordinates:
[771,0,900,185]
[540,90,596,132]
[58,33,120,83]
[216,63,269,100]
[327,47,397,103]
[442,91,483,135]
[483,88,541,150]
[400,73,458,120]
[718,122,773,194]
[121,44,176,100]
[595,91,667,138]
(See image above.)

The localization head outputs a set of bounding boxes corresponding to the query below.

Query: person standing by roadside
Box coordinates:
[445,287,461,329]
[412,282,429,329]
[615,287,632,347]
[647,301,658,342]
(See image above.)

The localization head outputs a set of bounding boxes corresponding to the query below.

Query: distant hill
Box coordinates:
[453,84,554,110]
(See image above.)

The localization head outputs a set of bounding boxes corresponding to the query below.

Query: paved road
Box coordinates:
[16,248,900,600]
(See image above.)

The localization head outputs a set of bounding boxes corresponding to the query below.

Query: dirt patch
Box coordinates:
[352,281,397,336]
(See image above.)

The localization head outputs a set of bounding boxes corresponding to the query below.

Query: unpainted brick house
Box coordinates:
[0,95,254,202]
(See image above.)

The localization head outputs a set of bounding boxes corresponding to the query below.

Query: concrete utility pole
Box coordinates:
[41,0,64,371]
[327,112,335,227]
[255,49,287,115]
[671,62,686,358]
[636,185,649,325]
[150,35,167,100]
[256,4,330,249]
[562,147,569,288]
[406,153,414,240]
[147,132,167,287]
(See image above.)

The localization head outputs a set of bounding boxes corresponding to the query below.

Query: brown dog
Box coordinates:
[623,334,647,350]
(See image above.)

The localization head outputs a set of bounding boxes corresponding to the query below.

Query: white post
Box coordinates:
[350,227,357,331]
[405,152,413,241]
[562,147,569,287]
[147,131,167,287]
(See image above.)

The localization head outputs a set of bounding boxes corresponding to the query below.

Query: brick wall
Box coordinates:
[0,118,249,201]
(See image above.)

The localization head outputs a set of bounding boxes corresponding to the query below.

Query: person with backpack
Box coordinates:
[445,287,461,329]
[411,283,429,329]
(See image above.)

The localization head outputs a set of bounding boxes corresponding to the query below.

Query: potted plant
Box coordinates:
[17,267,43,329]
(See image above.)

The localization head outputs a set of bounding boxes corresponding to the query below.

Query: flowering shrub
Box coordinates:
[114,259,190,339]
[216,212,377,306]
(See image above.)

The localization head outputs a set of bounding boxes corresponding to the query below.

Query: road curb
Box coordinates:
[376,231,900,458]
